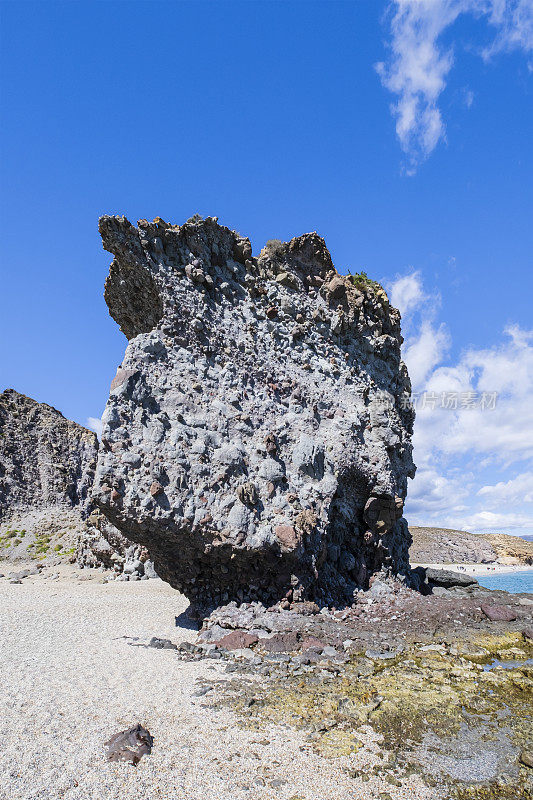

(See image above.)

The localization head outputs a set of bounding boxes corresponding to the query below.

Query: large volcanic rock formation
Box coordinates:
[93,214,416,607]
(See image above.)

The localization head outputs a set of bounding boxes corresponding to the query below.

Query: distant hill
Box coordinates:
[484,533,533,565]
[409,526,533,566]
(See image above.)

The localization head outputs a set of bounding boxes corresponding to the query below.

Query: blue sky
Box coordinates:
[1,1,532,534]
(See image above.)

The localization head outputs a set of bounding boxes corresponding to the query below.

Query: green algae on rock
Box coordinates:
[217,636,533,798]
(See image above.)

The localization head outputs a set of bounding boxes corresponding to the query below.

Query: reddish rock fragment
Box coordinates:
[275,524,300,552]
[290,601,320,615]
[300,637,327,652]
[261,632,300,653]
[110,367,136,392]
[217,630,259,650]
[150,481,164,497]
[325,276,347,300]
[523,626,533,642]
[481,603,517,622]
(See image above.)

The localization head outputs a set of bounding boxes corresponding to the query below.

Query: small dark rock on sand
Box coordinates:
[105,724,154,765]
[148,636,178,650]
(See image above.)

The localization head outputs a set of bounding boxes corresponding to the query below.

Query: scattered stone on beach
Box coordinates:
[210,600,533,799]
[148,636,178,650]
[104,723,154,765]
[2,560,532,798]
[94,214,416,609]
[520,749,533,768]
[481,603,518,622]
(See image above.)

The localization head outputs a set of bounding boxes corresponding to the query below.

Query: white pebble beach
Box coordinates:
[0,567,436,800]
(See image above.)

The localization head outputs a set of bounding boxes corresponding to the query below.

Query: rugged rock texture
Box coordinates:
[75,509,133,570]
[0,389,97,515]
[0,389,136,571]
[484,533,533,566]
[409,526,497,565]
[93,214,416,608]
[410,526,533,566]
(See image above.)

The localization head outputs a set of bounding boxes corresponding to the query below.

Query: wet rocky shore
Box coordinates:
[165,575,533,800]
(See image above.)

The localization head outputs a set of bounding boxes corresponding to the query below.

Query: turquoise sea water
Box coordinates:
[477,569,533,594]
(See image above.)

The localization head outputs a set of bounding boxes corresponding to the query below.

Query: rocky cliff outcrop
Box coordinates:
[409,526,497,565]
[409,526,533,566]
[0,389,97,515]
[0,389,136,571]
[93,214,416,608]
[483,533,533,566]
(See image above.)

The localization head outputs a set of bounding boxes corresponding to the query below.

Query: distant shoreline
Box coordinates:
[411,561,533,576]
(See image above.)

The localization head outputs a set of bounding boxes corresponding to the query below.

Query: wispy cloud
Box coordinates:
[484,0,533,58]
[377,1,533,172]
[87,416,103,439]
[376,1,460,173]
[463,88,475,108]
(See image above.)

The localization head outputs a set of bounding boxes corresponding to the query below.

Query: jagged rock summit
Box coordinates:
[93,214,416,608]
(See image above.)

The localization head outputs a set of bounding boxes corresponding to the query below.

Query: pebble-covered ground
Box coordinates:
[0,567,435,800]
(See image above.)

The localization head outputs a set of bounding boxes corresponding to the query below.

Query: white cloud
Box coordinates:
[378,1,533,171]
[389,270,533,536]
[407,466,471,515]
[376,0,460,171]
[484,0,533,58]
[387,270,449,387]
[464,88,475,108]
[389,271,425,316]
[404,319,450,386]
[87,416,103,439]
[443,509,533,531]
[478,472,533,503]
[425,326,533,462]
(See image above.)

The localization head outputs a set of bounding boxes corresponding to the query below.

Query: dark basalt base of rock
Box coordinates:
[94,214,416,609]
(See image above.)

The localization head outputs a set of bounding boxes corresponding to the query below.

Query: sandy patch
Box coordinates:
[0,571,437,800]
